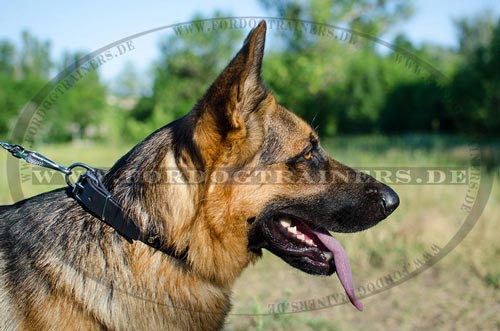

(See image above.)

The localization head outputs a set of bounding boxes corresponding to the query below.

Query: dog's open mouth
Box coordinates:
[260,216,363,311]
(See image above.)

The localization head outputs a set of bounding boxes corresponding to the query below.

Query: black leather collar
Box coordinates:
[71,170,188,262]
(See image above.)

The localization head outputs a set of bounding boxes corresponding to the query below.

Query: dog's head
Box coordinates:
[183,21,399,308]
[111,20,399,310]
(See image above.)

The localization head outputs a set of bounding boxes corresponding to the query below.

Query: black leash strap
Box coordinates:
[1,142,186,260]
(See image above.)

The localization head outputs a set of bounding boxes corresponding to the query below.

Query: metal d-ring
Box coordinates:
[65,162,96,188]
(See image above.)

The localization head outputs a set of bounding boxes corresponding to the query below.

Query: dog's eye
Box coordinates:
[303,151,313,160]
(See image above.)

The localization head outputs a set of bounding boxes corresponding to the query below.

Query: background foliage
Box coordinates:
[0,1,498,142]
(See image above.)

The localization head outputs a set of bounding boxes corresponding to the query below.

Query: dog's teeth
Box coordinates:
[288,226,297,234]
[324,251,333,261]
[280,220,291,228]
[306,239,314,246]
[297,234,305,241]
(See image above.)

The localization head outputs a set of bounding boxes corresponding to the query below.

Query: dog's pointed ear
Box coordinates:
[194,20,268,143]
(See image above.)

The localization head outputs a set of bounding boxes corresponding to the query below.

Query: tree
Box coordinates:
[448,14,500,136]
[0,32,51,140]
[124,12,243,140]
[42,51,108,142]
[19,31,52,79]
[258,0,415,136]
[454,12,496,60]
[259,0,414,40]
[111,61,146,98]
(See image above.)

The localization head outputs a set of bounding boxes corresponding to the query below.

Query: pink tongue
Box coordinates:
[313,231,363,311]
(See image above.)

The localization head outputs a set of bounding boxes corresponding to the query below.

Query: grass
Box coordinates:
[0,135,499,330]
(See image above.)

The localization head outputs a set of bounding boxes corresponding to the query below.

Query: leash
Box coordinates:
[1,142,187,261]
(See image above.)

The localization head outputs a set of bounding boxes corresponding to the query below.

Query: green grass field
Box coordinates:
[0,136,499,330]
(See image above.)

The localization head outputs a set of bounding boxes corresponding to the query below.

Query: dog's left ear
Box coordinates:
[193,20,268,162]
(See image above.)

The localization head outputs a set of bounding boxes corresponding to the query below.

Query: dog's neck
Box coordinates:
[103,123,255,287]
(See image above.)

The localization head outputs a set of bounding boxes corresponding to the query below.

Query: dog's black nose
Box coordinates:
[365,183,400,216]
[379,185,399,216]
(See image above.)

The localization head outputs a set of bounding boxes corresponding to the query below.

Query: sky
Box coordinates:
[0,0,499,82]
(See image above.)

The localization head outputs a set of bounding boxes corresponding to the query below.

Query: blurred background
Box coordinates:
[1,1,499,330]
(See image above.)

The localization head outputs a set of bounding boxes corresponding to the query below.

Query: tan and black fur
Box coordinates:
[0,21,399,330]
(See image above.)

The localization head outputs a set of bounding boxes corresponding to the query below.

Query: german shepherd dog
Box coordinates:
[0,21,399,330]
